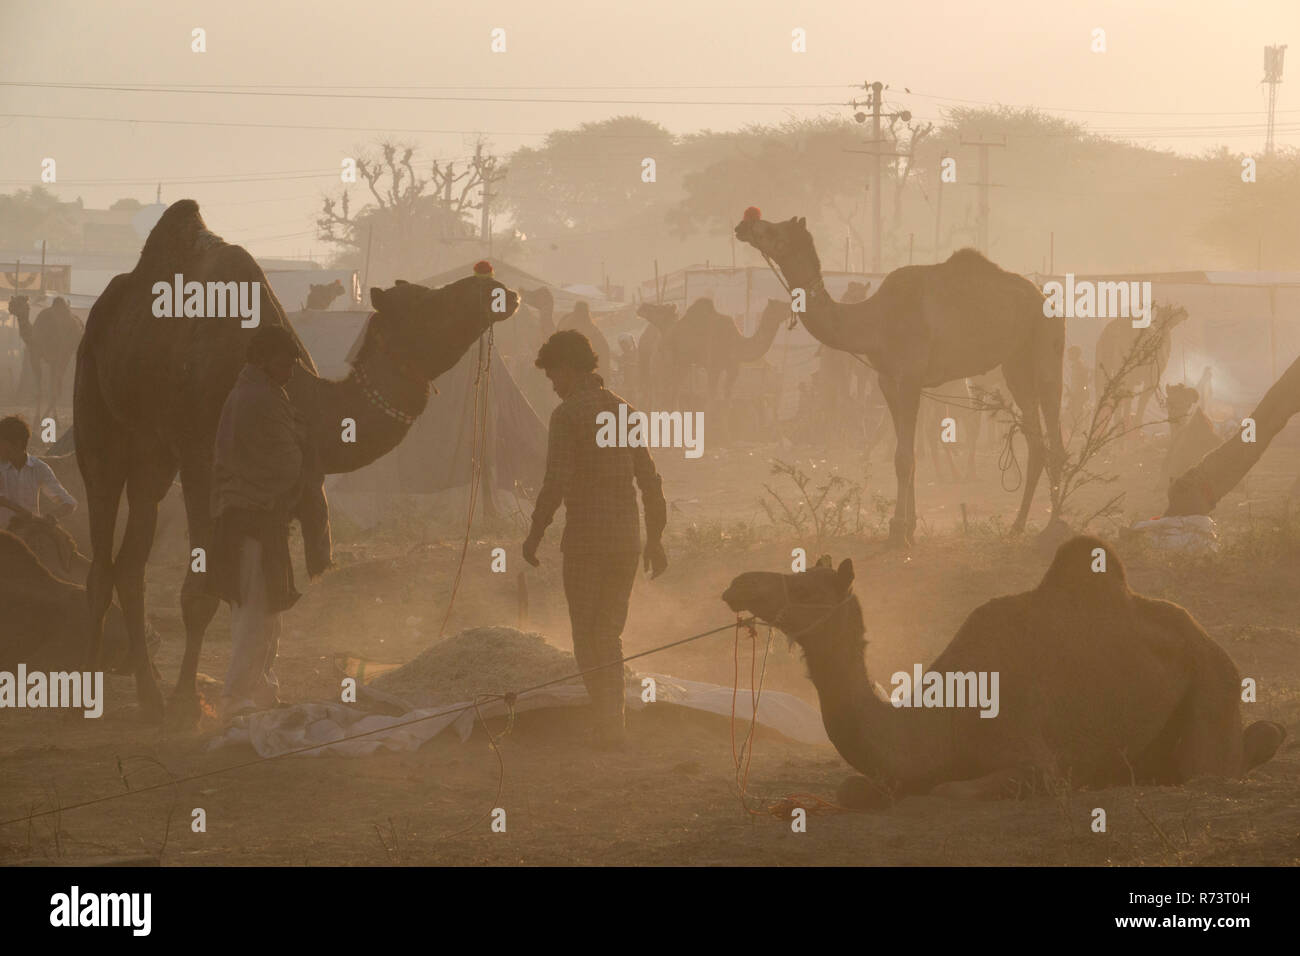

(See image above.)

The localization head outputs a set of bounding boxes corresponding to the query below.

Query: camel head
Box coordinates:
[733,210,821,287]
[8,295,30,324]
[636,301,678,332]
[362,272,519,383]
[723,556,859,648]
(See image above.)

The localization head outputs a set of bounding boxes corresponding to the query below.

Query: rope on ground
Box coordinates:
[0,616,750,830]
[437,327,494,639]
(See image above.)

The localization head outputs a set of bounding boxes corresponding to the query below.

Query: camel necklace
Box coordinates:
[353,361,425,426]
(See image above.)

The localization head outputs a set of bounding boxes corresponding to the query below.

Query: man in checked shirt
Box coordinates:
[523,330,668,748]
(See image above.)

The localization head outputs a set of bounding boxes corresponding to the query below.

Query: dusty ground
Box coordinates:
[2,411,1299,866]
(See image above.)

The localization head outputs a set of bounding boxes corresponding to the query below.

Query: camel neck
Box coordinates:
[802,286,886,358]
[290,361,426,475]
[799,604,949,789]
[777,257,885,357]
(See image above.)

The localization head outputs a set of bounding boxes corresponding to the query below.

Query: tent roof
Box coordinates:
[418,259,627,313]
[418,258,556,294]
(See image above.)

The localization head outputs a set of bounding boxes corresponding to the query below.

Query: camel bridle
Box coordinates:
[760,574,858,642]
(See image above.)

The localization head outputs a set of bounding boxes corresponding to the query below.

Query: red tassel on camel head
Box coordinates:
[473,260,494,276]
[743,206,762,222]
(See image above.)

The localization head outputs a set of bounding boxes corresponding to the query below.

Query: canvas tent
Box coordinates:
[419,259,627,315]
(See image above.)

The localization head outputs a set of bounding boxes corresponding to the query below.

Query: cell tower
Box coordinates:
[1263,44,1287,156]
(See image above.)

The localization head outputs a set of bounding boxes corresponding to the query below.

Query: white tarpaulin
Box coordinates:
[209,670,831,757]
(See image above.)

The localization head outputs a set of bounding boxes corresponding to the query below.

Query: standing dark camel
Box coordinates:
[76,200,519,723]
[303,279,346,311]
[736,211,1064,546]
[10,295,83,423]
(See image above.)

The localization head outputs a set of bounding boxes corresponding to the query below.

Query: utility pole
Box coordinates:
[959,136,1005,256]
[475,142,506,256]
[933,161,945,261]
[848,80,913,272]
[1263,45,1287,156]
[870,81,882,272]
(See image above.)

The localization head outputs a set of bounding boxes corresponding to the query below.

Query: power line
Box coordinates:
[7,80,860,91]
[896,86,1300,117]
[6,110,1294,144]
[0,81,845,107]
[0,112,668,139]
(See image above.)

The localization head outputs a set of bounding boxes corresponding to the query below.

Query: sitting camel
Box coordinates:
[723,536,1284,806]
[0,530,137,674]
[6,509,88,584]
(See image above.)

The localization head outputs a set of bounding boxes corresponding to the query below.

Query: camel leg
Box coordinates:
[939,405,963,483]
[174,456,220,728]
[1037,353,1066,503]
[880,376,920,546]
[113,443,178,721]
[1004,367,1047,534]
[85,469,127,678]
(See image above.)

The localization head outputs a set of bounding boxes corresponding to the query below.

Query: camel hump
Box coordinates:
[1037,535,1130,599]
[683,297,718,320]
[137,198,215,273]
[945,247,994,269]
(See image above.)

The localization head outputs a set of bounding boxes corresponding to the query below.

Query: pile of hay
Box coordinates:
[367,626,585,708]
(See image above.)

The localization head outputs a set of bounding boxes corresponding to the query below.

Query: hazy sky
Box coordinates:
[2,0,1296,261]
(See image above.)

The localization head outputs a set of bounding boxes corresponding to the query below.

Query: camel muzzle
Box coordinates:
[722,573,776,617]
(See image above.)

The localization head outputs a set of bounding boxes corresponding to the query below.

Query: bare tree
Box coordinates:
[971,307,1182,531]
[316,138,503,278]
